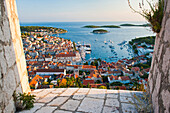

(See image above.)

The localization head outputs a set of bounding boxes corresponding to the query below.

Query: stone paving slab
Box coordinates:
[105,98,119,107]
[77,88,90,93]
[72,93,86,100]
[102,106,119,113]
[19,88,143,113]
[107,93,118,99]
[121,103,137,113]
[60,99,80,111]
[37,93,58,103]
[48,97,69,106]
[87,89,106,99]
[106,90,119,99]
[60,88,78,96]
[52,88,67,94]
[119,90,132,97]
[120,96,134,103]
[18,103,44,113]
[77,97,104,113]
[36,106,57,113]
[34,90,51,98]
[54,110,72,113]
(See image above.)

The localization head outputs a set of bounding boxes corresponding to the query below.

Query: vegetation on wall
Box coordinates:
[130,93,153,112]
[128,0,164,33]
[14,92,36,111]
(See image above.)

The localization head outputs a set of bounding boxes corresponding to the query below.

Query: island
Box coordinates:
[20,26,67,34]
[83,25,120,28]
[92,29,109,34]
[120,24,150,27]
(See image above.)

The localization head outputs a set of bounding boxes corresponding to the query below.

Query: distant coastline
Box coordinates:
[83,25,120,28]
[120,24,150,27]
[20,26,67,34]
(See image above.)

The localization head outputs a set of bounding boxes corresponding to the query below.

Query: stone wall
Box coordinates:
[148,0,170,113]
[0,0,30,112]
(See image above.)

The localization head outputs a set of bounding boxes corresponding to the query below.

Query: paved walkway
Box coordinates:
[19,88,143,113]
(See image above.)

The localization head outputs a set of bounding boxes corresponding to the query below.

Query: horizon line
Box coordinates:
[20,21,148,23]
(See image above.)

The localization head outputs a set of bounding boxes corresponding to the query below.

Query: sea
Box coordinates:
[20,22,155,62]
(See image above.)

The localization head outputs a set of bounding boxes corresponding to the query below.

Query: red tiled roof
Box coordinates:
[121,76,130,81]
[36,69,64,72]
[131,67,140,71]
[55,53,76,57]
[83,80,94,85]
[44,76,51,78]
[110,75,118,80]
[82,65,96,69]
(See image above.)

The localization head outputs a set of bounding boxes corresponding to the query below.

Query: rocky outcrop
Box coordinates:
[0,0,30,112]
[148,0,170,113]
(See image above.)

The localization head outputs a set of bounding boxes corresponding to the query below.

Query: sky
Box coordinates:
[16,0,150,22]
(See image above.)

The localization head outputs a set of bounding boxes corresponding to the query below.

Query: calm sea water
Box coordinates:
[21,22,155,62]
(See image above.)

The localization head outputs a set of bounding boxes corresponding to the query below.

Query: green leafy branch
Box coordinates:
[128,0,164,33]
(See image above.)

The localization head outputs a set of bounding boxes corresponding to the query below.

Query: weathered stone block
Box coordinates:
[19,103,44,113]
[121,103,137,113]
[105,98,119,107]
[77,88,89,93]
[37,93,58,103]
[4,44,16,68]
[36,106,57,113]
[54,110,72,113]
[87,88,106,99]
[4,98,15,113]
[60,99,80,111]
[2,69,16,100]
[119,90,132,97]
[72,93,86,100]
[102,106,119,113]
[51,88,66,94]
[60,88,78,96]
[77,97,104,113]
[0,51,7,75]
[120,96,134,103]
[48,97,69,106]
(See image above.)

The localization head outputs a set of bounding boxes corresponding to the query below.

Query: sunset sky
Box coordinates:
[16,0,152,22]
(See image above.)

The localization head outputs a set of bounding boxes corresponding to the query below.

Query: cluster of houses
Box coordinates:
[134,42,154,56]
[22,33,152,90]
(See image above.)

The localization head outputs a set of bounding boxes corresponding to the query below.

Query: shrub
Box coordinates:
[42,82,49,85]
[14,92,36,111]
[98,86,107,89]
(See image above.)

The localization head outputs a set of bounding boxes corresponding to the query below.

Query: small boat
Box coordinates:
[109,45,115,49]
[118,40,127,46]
[104,41,106,43]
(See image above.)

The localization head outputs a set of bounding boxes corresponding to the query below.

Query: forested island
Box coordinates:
[83,25,120,28]
[92,29,109,34]
[129,36,156,45]
[20,26,67,34]
[120,24,150,27]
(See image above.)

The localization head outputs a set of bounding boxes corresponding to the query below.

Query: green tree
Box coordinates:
[84,62,88,65]
[57,79,60,86]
